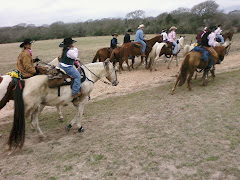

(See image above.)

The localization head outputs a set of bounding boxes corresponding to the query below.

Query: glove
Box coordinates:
[34,57,40,62]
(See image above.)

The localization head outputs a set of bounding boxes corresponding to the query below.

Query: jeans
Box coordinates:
[59,64,81,95]
[172,41,178,55]
[135,40,146,53]
[216,34,224,43]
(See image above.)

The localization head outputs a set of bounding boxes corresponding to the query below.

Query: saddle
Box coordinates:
[47,66,86,88]
[134,42,142,48]
[191,46,213,69]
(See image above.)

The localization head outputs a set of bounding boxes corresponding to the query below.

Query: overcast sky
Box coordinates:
[0,0,239,27]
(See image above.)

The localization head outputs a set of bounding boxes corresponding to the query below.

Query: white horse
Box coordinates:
[7,61,119,150]
[148,36,185,70]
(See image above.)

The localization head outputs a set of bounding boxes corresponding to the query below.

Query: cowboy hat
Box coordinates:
[127,29,133,32]
[169,26,177,30]
[59,37,77,47]
[112,33,118,36]
[204,27,208,30]
[20,39,35,48]
[138,24,144,29]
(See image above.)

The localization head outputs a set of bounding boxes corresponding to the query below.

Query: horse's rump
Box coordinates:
[0,75,14,109]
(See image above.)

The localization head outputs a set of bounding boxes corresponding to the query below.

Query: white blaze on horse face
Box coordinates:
[0,75,12,101]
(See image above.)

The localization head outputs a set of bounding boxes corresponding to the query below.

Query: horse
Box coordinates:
[7,62,119,150]
[171,44,229,94]
[223,32,234,41]
[92,47,111,62]
[109,46,135,69]
[117,35,163,72]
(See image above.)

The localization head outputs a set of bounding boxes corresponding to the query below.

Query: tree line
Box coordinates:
[0,0,239,44]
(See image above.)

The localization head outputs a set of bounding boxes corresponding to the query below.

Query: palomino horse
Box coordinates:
[118,35,163,72]
[171,45,229,94]
[92,47,111,62]
[7,62,118,150]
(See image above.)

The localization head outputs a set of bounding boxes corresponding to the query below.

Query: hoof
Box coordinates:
[66,124,72,132]
[59,118,64,122]
[78,126,84,133]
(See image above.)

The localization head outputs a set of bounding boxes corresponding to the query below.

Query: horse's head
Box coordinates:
[104,62,119,86]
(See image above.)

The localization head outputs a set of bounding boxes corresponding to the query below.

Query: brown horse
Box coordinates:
[118,35,163,72]
[223,32,234,41]
[92,47,112,62]
[109,46,135,68]
[171,45,228,94]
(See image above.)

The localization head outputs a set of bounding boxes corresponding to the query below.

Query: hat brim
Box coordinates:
[19,40,35,48]
[59,40,77,47]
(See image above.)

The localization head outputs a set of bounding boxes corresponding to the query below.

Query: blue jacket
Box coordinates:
[134,29,144,42]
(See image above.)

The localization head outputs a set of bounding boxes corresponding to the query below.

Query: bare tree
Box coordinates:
[126,10,145,19]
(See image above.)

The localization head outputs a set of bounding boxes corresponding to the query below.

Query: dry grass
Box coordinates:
[0,34,240,180]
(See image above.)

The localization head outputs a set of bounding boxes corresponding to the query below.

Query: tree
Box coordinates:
[126,10,145,19]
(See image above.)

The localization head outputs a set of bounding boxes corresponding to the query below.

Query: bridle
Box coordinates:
[81,62,118,86]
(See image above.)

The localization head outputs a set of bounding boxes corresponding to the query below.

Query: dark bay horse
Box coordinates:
[92,47,111,62]
[171,45,229,94]
[223,32,234,41]
[118,35,163,72]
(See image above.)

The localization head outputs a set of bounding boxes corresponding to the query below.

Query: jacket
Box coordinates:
[16,49,36,78]
[124,33,131,43]
[110,38,118,49]
[134,29,144,42]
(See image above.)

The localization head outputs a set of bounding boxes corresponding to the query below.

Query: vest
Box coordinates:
[201,32,211,47]
[60,49,75,65]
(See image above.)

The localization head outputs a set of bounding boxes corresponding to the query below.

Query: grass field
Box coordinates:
[0,34,240,180]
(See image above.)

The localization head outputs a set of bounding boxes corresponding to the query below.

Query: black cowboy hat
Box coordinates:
[127,29,133,32]
[59,37,77,47]
[112,33,118,36]
[20,39,35,48]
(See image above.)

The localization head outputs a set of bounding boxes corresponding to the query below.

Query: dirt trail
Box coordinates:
[1,51,240,121]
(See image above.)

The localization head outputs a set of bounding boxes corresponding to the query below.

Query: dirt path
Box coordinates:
[1,50,240,121]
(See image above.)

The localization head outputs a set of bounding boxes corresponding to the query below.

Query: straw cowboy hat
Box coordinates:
[112,33,119,36]
[20,39,35,48]
[138,24,145,29]
[169,26,177,30]
[59,37,77,47]
[204,27,208,30]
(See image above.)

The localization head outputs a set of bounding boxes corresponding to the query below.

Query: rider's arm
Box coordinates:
[67,47,78,60]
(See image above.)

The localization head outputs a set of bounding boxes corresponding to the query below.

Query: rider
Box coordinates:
[123,29,133,43]
[168,26,178,55]
[134,24,146,57]
[110,33,119,49]
[16,39,40,78]
[215,24,224,44]
[161,29,168,42]
[59,37,81,99]
[196,27,207,45]
[201,26,219,65]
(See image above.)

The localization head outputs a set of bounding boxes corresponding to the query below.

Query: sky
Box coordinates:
[0,0,239,27]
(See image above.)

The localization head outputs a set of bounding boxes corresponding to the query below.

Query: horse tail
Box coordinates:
[92,50,99,63]
[7,79,25,150]
[178,54,190,86]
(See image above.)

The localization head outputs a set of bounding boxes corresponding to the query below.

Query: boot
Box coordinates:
[72,91,82,99]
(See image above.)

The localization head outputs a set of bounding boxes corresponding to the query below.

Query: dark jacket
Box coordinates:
[110,38,118,49]
[201,32,211,47]
[124,33,131,43]
[196,31,204,43]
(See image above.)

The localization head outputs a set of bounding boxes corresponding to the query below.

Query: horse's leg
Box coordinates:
[31,108,46,138]
[145,56,148,69]
[172,74,181,94]
[56,105,64,122]
[201,69,209,86]
[130,57,135,69]
[210,65,215,79]
[167,56,174,69]
[176,55,179,67]
[66,96,88,132]
[136,56,144,69]
[187,71,194,91]
[126,59,131,71]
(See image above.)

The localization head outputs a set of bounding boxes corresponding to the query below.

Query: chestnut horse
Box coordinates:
[118,35,163,72]
[171,45,229,94]
[223,31,234,41]
[92,47,111,62]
